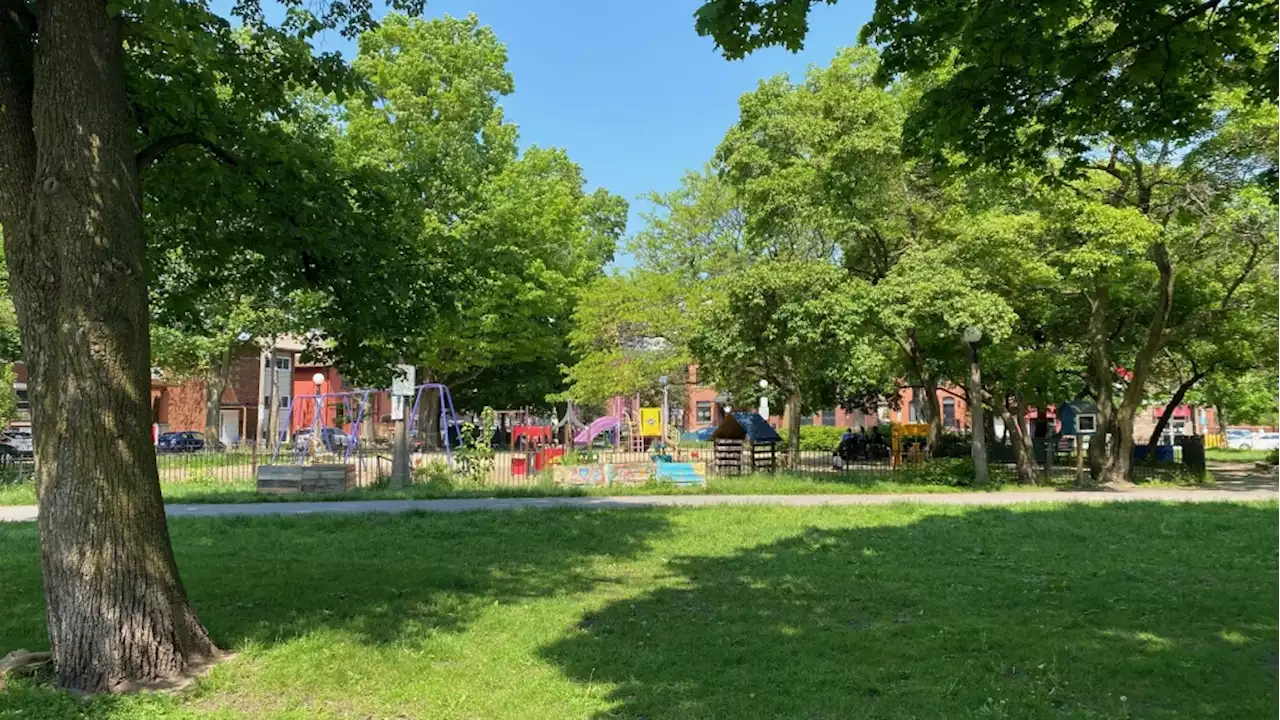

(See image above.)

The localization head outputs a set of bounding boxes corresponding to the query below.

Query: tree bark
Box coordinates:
[1085,285,1114,483]
[999,398,1038,485]
[0,0,218,692]
[921,377,942,446]
[202,347,232,443]
[1102,243,1175,484]
[1143,371,1206,459]
[783,390,802,461]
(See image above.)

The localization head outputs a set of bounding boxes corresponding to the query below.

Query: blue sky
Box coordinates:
[213,0,874,261]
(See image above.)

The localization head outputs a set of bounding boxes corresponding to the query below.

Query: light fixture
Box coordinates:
[659,375,669,386]
[963,326,983,344]
[312,372,325,386]
[758,379,768,390]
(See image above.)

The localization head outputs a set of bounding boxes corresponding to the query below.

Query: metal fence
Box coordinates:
[0,438,1201,491]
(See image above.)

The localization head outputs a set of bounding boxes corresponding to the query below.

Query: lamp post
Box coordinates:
[659,375,670,445]
[758,379,770,421]
[963,326,989,485]
[310,372,325,459]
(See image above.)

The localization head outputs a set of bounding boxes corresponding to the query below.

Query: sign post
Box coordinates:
[390,365,415,488]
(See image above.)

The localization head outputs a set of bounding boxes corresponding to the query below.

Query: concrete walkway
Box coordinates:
[1,487,1274,523]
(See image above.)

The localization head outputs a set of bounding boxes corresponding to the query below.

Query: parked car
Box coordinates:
[294,427,351,453]
[1228,430,1280,448]
[0,429,33,461]
[157,431,207,453]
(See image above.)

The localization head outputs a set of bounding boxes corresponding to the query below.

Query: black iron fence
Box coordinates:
[0,436,1204,492]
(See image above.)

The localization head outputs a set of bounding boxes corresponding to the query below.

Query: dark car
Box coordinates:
[157,430,207,453]
[0,429,33,462]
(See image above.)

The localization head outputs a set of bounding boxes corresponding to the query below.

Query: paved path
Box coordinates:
[1,487,1274,523]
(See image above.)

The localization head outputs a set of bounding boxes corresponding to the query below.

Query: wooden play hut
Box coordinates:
[711,411,780,475]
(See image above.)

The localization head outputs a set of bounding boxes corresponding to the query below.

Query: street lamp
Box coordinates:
[963,326,989,485]
[758,379,770,420]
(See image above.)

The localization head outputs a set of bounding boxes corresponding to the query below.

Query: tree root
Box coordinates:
[0,649,53,690]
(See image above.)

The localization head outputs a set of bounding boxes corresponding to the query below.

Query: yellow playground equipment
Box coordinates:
[891,423,931,468]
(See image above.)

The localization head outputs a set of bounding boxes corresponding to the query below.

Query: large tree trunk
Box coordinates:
[1085,285,1114,483]
[1100,244,1175,485]
[999,398,1038,485]
[0,0,218,692]
[202,347,232,443]
[1142,371,1206,460]
[783,390,802,461]
[921,377,942,447]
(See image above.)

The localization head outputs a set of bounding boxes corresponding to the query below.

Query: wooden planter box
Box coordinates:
[257,464,355,494]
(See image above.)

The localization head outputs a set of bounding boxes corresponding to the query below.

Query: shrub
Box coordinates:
[1268,449,1278,466]
[775,425,847,451]
[413,460,453,488]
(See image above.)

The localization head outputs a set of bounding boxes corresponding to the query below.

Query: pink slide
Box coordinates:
[574,416,621,447]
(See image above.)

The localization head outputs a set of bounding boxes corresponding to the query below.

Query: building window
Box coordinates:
[1077,413,1096,433]
[942,398,956,429]
[695,401,712,425]
[262,395,270,408]
[821,409,836,426]
[800,414,814,426]
[908,397,922,423]
[279,396,290,409]
[275,357,291,370]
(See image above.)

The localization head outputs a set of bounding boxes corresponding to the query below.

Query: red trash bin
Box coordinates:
[511,457,528,476]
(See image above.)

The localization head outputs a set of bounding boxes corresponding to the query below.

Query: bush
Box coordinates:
[776,425,847,451]
[413,460,453,487]
[1268,449,1279,466]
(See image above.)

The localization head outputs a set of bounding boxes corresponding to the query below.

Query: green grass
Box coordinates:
[1205,447,1275,463]
[0,502,1274,718]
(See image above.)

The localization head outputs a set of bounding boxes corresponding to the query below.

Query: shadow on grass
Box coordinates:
[540,503,1278,719]
[0,508,672,653]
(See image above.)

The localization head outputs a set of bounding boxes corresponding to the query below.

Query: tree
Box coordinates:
[344,15,626,414]
[559,271,700,407]
[629,166,747,282]
[690,260,889,458]
[695,0,1278,170]
[717,49,959,441]
[0,0,430,692]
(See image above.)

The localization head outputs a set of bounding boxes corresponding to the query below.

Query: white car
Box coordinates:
[1231,431,1280,450]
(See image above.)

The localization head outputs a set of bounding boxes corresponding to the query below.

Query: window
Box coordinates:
[695,401,713,425]
[262,395,270,408]
[800,414,814,426]
[1077,414,1096,432]
[279,396,290,409]
[908,398,922,423]
[275,357,291,370]
[821,409,836,426]
[942,398,956,429]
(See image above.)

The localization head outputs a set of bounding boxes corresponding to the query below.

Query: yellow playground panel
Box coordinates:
[892,423,931,468]
[639,408,663,437]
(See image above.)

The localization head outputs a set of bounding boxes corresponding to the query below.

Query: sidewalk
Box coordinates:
[1,487,1274,523]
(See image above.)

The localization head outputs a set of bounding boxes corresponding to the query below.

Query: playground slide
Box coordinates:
[574,416,621,447]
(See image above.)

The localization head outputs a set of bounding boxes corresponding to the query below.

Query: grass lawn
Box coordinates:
[1,501,1275,718]
[1206,447,1276,463]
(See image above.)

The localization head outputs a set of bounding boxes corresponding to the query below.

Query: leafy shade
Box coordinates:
[695,0,1279,168]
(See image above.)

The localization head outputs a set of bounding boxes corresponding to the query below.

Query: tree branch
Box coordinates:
[136,133,241,171]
